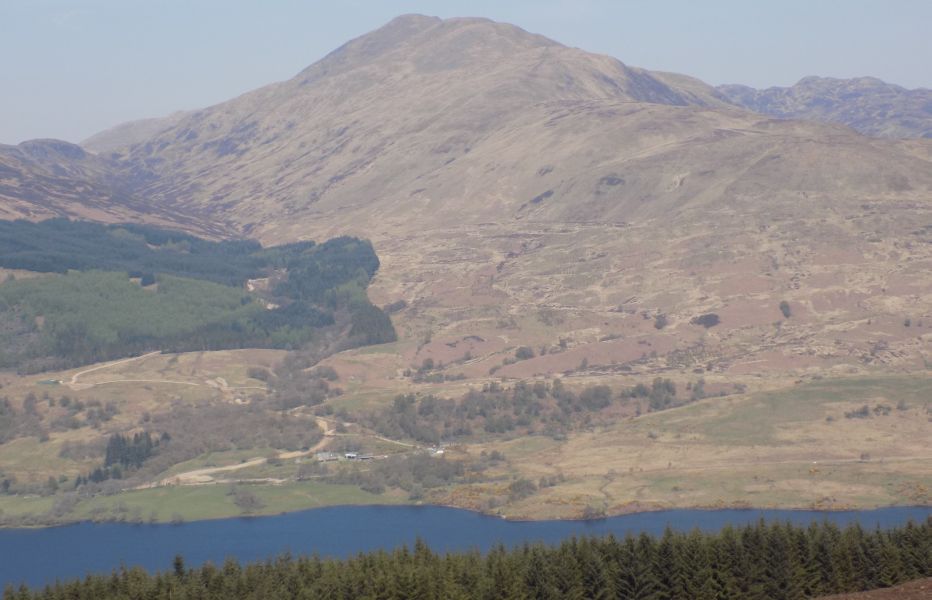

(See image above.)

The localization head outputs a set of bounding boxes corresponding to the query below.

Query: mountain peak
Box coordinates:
[383,13,442,28]
[296,14,561,85]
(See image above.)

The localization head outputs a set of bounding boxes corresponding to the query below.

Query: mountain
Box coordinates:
[112,15,734,234]
[7,15,932,378]
[81,110,192,154]
[718,76,932,138]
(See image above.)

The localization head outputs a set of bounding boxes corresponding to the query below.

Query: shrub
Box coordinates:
[845,405,870,419]
[247,367,272,382]
[691,313,720,328]
[579,385,612,410]
[514,346,535,360]
[508,478,537,501]
[311,366,339,381]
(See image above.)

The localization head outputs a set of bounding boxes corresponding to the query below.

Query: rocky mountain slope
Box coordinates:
[0,139,225,235]
[718,76,932,138]
[112,15,735,234]
[81,110,191,154]
[5,15,932,379]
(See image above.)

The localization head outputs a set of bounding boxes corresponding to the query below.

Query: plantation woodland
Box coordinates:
[5,518,930,599]
[0,219,395,371]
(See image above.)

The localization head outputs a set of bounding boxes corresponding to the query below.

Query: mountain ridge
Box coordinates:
[717,75,932,138]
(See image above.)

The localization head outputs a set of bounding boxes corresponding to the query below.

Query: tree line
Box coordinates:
[4,518,929,599]
[0,219,306,286]
[348,378,695,445]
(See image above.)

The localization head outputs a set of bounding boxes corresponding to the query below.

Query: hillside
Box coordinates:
[718,76,932,139]
[81,111,192,155]
[0,140,222,237]
[0,16,928,380]
[80,14,932,382]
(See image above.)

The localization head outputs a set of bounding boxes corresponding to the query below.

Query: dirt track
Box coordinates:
[68,351,162,386]
[146,418,337,487]
[817,578,932,600]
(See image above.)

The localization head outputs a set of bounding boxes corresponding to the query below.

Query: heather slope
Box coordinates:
[71,15,932,379]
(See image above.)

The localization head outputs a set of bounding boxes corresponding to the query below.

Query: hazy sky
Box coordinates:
[2,0,930,144]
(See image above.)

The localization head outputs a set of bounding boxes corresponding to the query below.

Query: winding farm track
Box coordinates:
[65,352,267,394]
[64,354,414,489]
[144,418,339,488]
[68,351,162,386]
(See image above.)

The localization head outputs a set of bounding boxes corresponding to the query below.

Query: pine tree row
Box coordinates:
[5,518,930,600]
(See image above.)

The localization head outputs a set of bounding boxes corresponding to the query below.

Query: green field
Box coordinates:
[652,375,932,444]
[0,481,401,525]
[77,481,401,522]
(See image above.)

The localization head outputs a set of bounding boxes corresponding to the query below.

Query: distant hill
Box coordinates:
[718,76,932,138]
[0,139,224,236]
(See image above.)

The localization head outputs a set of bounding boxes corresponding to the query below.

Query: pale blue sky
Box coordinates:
[1,0,930,144]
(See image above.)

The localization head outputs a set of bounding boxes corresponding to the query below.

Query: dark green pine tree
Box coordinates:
[652,527,680,599]
[615,535,660,600]
[840,524,871,592]
[806,523,835,596]
[10,584,32,600]
[790,525,823,599]
[311,564,343,600]
[681,529,721,600]
[736,523,768,600]
[391,563,420,600]
[524,547,561,600]
[708,530,742,599]
[781,525,810,600]
[437,561,472,600]
[172,554,186,580]
[875,538,906,588]
[575,538,614,600]
[482,544,527,600]
[551,544,585,600]
[897,521,931,579]
[762,522,800,600]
